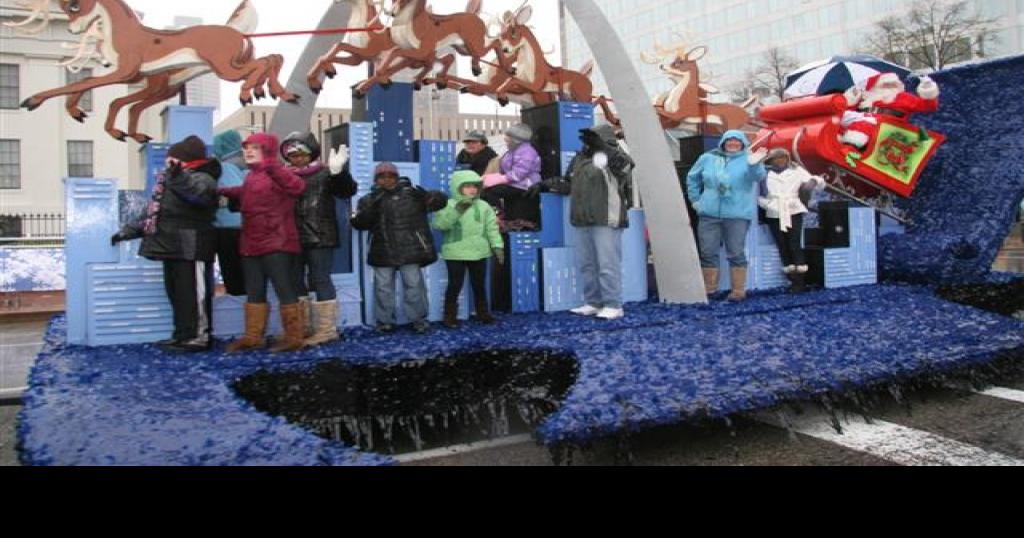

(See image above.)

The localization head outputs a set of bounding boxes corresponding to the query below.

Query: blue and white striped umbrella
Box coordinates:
[783,55,912,100]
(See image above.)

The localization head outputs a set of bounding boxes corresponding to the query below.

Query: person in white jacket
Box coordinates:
[758,149,826,292]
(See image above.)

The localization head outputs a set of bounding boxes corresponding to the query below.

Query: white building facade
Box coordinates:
[563,0,1024,101]
[0,0,166,218]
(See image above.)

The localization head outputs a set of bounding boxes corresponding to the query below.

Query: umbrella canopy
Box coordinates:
[784,55,912,100]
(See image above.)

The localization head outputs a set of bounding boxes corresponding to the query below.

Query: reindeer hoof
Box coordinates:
[507,67,517,76]
[472,66,483,77]
[436,81,448,90]
[413,82,423,91]
[460,87,470,94]
[254,89,266,100]
[324,68,337,80]
[111,131,127,142]
[133,134,154,145]
[21,98,40,112]
[498,98,510,107]
[311,85,322,95]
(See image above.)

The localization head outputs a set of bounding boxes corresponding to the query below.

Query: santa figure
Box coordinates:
[838,72,940,159]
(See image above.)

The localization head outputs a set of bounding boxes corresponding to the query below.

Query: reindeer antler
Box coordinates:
[59,23,110,73]
[3,0,54,35]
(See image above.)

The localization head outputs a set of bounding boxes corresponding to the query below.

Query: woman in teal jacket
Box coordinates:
[433,171,505,328]
[686,130,767,301]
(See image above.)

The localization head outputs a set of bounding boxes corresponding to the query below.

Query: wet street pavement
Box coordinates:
[1,226,1021,466]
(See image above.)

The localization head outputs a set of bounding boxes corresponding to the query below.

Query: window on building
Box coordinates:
[67,141,94,177]
[0,140,20,189]
[65,68,93,112]
[0,64,19,109]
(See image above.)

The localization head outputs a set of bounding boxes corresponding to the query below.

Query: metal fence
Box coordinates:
[0,213,66,239]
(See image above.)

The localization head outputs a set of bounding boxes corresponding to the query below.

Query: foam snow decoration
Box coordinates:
[880,55,1024,285]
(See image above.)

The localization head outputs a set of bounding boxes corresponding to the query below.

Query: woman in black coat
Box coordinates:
[281,131,359,346]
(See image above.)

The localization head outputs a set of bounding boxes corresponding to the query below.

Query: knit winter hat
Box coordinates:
[282,140,313,157]
[463,130,489,144]
[766,148,792,164]
[374,162,400,178]
[213,130,242,160]
[168,135,208,162]
[505,123,533,144]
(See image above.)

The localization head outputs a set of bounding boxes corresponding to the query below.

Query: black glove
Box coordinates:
[492,248,506,266]
[456,200,474,213]
[110,226,142,246]
[542,177,571,195]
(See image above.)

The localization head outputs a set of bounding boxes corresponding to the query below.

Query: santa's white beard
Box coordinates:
[861,87,902,109]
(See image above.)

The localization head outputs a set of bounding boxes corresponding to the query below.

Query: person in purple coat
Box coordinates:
[483,123,542,230]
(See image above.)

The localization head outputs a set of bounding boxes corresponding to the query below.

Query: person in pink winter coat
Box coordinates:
[218,132,309,354]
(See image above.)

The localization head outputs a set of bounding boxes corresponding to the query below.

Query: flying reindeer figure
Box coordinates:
[307,0,456,95]
[350,0,511,98]
[6,0,296,142]
[640,41,752,133]
[447,3,593,108]
[307,0,392,94]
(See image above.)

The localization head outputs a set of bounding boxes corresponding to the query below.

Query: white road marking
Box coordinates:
[394,434,535,464]
[974,387,1024,405]
[753,410,1024,466]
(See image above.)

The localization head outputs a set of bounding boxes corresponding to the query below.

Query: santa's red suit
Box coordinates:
[838,72,940,150]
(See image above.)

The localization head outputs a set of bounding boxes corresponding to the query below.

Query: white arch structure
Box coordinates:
[270,0,705,304]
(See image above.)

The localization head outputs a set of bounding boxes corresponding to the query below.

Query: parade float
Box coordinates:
[5,0,1022,465]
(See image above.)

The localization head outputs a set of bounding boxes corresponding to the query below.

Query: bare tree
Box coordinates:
[860,0,999,71]
[731,47,800,103]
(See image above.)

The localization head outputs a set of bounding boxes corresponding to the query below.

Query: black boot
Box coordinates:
[475,298,496,325]
[442,297,460,329]
[790,273,807,294]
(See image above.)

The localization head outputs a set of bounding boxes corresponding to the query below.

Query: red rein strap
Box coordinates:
[244,25,385,38]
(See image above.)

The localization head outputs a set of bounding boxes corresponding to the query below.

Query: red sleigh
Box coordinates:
[754,95,945,221]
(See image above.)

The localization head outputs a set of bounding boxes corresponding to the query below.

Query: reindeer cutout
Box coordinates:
[5,0,295,143]
[308,0,395,94]
[480,3,593,107]
[443,57,594,110]
[349,0,510,97]
[641,42,751,133]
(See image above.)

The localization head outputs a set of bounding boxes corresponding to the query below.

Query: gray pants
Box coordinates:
[372,265,428,325]
[698,217,750,268]
[575,226,624,309]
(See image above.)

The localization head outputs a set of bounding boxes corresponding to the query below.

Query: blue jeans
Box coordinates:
[295,247,337,302]
[698,217,750,268]
[575,226,624,309]
[372,265,428,325]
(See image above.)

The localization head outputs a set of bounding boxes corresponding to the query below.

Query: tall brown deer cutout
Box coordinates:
[349,0,511,97]
[641,43,751,133]
[6,0,296,142]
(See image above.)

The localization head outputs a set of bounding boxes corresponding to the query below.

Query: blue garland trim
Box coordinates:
[17,283,1023,464]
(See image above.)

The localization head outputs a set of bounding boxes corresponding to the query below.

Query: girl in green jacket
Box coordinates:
[433,171,505,328]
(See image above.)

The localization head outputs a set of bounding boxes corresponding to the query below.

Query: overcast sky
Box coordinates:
[126,0,561,118]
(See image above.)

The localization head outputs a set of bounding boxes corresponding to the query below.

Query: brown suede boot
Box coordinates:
[298,296,314,338]
[226,303,270,353]
[270,303,306,353]
[728,267,748,301]
[304,300,341,347]
[475,298,496,325]
[442,297,460,329]
[702,268,719,297]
